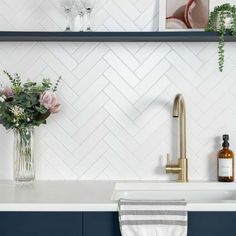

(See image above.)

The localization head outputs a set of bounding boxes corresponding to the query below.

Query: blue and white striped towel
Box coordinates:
[118,199,187,236]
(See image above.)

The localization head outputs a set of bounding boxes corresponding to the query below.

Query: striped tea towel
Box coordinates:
[118,199,187,236]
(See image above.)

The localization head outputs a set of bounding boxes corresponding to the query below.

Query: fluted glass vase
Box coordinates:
[14,128,35,182]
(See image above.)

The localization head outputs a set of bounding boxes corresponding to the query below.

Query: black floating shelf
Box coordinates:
[0,31,235,42]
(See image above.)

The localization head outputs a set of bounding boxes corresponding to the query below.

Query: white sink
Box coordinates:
[111,182,236,202]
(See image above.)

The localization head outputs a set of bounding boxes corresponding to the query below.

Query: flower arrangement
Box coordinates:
[0,71,61,182]
[0,71,61,130]
[206,3,236,72]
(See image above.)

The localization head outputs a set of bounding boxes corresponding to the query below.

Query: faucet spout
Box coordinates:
[165,94,188,182]
[172,94,186,159]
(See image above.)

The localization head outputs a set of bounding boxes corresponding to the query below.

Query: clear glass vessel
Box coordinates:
[60,0,74,31]
[14,128,35,182]
[81,0,96,31]
[74,0,85,31]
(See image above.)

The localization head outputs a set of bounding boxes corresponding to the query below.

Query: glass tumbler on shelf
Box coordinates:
[14,128,35,182]
[74,0,86,31]
[60,0,74,31]
[81,0,96,31]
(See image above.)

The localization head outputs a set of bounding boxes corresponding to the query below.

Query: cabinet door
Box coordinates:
[83,212,121,236]
[0,212,83,236]
[84,212,236,236]
[188,212,236,236]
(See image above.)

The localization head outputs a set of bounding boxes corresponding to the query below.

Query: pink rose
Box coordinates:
[39,91,60,113]
[3,87,14,98]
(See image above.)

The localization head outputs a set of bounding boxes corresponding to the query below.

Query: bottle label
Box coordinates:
[219,159,233,177]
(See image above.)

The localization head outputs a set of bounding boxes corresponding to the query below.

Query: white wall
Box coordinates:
[0,0,236,181]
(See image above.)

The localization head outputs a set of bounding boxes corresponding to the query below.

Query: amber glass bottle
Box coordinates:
[217,135,234,182]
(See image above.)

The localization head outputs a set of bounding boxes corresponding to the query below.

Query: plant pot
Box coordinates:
[14,128,35,182]
[216,12,233,30]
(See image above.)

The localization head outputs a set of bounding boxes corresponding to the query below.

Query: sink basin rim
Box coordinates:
[111,182,236,202]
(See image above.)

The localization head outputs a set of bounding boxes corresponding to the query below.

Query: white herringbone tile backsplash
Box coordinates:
[0,0,236,181]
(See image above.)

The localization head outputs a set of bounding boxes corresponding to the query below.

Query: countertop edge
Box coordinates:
[0,203,236,212]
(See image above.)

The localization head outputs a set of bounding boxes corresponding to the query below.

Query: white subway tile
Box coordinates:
[104,51,140,87]
[104,84,140,120]
[135,43,171,79]
[104,68,139,104]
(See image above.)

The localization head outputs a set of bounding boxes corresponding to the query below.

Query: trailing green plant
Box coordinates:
[206,3,236,72]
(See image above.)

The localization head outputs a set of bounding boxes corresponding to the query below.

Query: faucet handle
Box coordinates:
[166,153,171,165]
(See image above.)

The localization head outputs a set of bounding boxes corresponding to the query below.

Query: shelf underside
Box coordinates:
[0,31,235,42]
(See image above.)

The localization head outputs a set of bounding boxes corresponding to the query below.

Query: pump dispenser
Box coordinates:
[217,134,234,182]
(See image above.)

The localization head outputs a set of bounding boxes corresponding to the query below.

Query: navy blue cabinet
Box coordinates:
[83,212,121,236]
[0,212,83,236]
[0,212,236,236]
[83,212,236,236]
[188,212,236,236]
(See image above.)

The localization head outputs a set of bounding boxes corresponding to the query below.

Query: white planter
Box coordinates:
[216,12,233,29]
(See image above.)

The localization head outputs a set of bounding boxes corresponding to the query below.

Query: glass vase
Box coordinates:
[14,128,35,182]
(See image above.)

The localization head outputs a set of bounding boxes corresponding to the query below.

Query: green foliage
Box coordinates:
[0,71,61,130]
[206,4,236,72]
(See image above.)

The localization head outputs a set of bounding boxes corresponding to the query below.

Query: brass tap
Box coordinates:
[166,94,188,182]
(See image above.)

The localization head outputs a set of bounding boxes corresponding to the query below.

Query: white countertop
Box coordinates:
[0,181,236,212]
[0,181,116,212]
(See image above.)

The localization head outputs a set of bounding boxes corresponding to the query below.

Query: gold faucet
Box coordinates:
[166,94,188,182]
